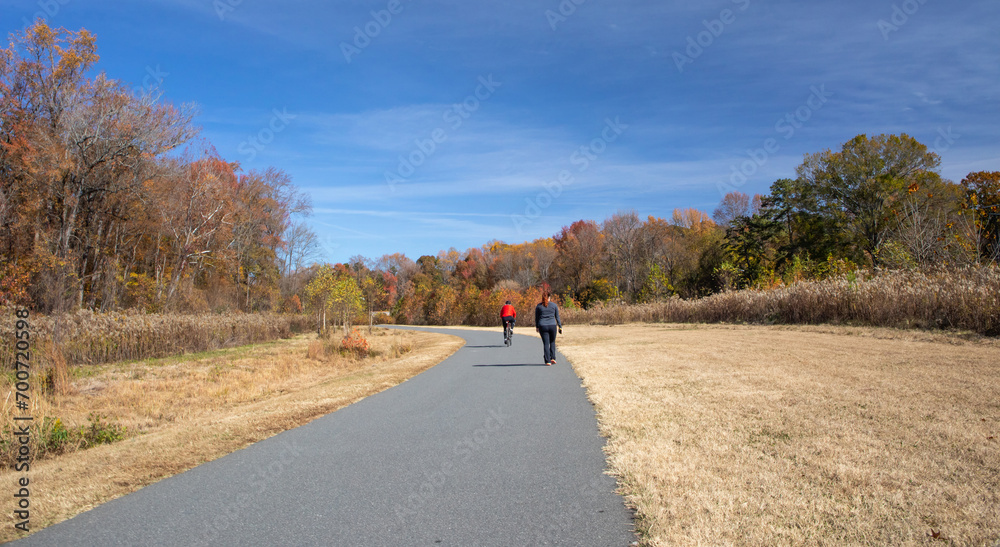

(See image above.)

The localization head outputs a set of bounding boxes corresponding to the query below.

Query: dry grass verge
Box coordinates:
[0,327,462,543]
[558,323,1000,546]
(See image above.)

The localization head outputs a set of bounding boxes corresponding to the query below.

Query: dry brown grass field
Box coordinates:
[0,327,463,543]
[556,323,1000,546]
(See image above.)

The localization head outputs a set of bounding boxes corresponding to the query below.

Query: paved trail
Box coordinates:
[16,327,635,546]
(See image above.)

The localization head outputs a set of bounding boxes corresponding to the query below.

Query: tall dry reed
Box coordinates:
[562,266,1000,336]
[0,311,312,370]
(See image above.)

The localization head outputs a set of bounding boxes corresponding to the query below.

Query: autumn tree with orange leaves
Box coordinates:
[0,22,314,311]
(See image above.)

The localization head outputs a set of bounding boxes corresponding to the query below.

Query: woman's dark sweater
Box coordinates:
[534,302,562,327]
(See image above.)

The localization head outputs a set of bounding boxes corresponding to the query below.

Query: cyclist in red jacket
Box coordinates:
[500,301,516,345]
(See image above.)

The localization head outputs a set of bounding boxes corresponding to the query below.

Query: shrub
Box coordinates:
[1,413,128,466]
[339,329,371,358]
[39,417,71,454]
[81,413,128,448]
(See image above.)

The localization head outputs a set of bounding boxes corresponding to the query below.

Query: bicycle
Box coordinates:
[503,320,513,347]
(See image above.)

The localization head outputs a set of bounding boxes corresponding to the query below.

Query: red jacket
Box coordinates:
[500,304,516,319]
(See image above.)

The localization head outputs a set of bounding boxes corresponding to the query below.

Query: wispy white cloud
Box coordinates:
[40,0,996,261]
[313,208,511,219]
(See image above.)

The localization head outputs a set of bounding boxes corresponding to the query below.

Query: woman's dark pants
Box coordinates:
[539,324,558,363]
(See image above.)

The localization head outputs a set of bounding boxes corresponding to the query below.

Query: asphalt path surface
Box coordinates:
[15,327,635,546]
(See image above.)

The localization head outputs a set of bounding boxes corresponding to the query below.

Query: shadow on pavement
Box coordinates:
[473,363,550,367]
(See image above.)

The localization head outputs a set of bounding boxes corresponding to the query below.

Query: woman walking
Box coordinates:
[534,291,563,366]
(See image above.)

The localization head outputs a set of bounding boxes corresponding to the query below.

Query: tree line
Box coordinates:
[4,24,997,325]
[301,135,998,327]
[0,22,316,313]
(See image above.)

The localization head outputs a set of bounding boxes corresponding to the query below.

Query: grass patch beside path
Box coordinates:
[0,327,463,543]
[557,323,1000,546]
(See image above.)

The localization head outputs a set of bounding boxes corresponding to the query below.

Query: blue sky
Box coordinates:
[4,0,998,263]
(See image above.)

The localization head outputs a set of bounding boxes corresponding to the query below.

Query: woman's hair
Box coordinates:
[540,291,550,304]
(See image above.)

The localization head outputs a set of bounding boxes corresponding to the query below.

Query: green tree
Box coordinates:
[638,263,674,302]
[724,213,781,288]
[329,277,364,335]
[577,278,620,308]
[761,177,848,268]
[305,265,363,333]
[797,134,942,265]
[305,265,337,331]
